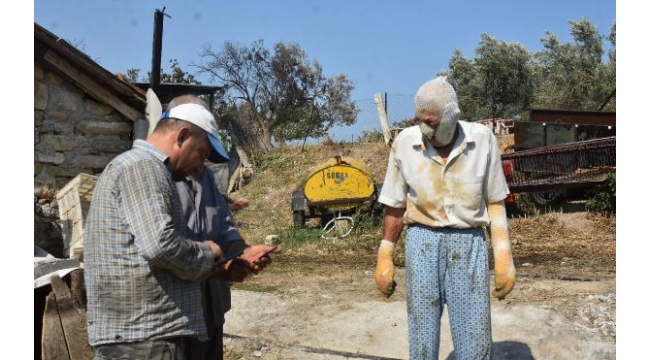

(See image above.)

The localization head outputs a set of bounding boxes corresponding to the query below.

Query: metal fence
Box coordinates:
[501,136,616,193]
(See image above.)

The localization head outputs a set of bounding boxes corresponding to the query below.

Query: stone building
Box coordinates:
[34,22,147,257]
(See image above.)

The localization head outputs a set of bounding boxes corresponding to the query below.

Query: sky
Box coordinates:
[33,0,616,102]
[31,0,619,142]
[10,1,646,357]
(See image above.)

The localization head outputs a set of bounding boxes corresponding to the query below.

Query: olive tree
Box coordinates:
[193,40,359,153]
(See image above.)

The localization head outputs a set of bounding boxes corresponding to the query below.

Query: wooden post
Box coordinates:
[374,93,391,146]
[42,292,71,360]
[41,270,93,360]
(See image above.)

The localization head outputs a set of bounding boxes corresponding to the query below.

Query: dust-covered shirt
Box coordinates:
[378,121,509,228]
[84,140,215,346]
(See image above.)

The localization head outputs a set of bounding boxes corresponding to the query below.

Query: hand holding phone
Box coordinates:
[259,246,278,259]
[215,250,244,267]
[238,245,280,274]
[209,250,247,281]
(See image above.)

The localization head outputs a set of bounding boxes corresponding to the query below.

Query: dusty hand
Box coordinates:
[208,260,250,281]
[207,244,280,281]
[374,240,396,297]
[223,258,253,282]
[240,245,281,273]
[229,198,250,211]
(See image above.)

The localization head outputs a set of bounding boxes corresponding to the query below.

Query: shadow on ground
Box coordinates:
[445,341,534,360]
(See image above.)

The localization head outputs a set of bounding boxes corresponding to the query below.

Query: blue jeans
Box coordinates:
[93,338,187,360]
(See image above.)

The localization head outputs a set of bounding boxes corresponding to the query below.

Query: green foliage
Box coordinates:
[194,40,359,152]
[585,175,616,216]
[125,68,141,82]
[392,118,416,129]
[534,18,615,110]
[124,59,201,85]
[447,34,535,121]
[158,59,202,85]
[352,208,384,234]
[355,118,413,144]
[357,129,384,143]
[246,148,269,169]
[275,209,384,256]
[258,151,292,170]
[445,18,615,119]
[278,227,323,250]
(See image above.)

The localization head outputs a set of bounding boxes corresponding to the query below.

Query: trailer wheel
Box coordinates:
[293,211,305,228]
[531,189,565,206]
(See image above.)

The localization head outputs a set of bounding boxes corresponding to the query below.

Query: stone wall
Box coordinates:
[34,63,135,257]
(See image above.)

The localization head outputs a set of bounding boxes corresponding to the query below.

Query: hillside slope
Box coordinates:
[229,140,615,280]
[231,142,390,243]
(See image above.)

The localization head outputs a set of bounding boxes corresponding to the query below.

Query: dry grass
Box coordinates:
[232,142,390,243]
[508,212,616,280]
[231,142,616,280]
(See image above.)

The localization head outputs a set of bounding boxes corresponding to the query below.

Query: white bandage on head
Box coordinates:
[414,76,461,147]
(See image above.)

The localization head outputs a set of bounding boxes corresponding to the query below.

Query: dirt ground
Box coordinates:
[222,207,616,360]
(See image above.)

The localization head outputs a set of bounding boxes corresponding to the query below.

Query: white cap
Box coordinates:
[160,103,229,163]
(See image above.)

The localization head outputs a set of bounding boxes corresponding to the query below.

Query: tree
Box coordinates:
[125,59,201,85]
[124,68,141,83]
[444,49,484,121]
[159,59,202,85]
[193,40,359,153]
[600,21,616,110]
[445,34,535,123]
[534,18,615,110]
[474,34,535,121]
[444,18,615,120]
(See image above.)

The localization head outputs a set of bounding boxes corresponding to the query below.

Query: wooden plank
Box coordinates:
[42,291,72,360]
[49,274,94,360]
[43,50,143,122]
[35,25,145,101]
[374,93,392,145]
[70,269,87,308]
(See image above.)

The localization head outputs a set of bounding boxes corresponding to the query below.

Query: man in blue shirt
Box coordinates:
[168,95,280,360]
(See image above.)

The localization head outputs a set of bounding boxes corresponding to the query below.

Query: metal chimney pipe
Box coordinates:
[150,8,166,94]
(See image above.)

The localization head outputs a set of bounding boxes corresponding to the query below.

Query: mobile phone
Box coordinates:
[215,250,244,267]
[259,246,278,259]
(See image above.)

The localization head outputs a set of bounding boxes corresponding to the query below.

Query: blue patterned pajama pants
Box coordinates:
[405,225,492,360]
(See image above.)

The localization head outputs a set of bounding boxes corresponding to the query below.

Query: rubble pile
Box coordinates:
[34,183,63,258]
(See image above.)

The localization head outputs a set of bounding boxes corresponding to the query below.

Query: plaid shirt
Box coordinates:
[84,140,215,346]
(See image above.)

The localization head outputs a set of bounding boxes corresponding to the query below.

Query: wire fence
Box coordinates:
[322,94,415,143]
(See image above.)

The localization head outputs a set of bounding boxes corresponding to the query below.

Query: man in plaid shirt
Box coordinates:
[84,97,232,359]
